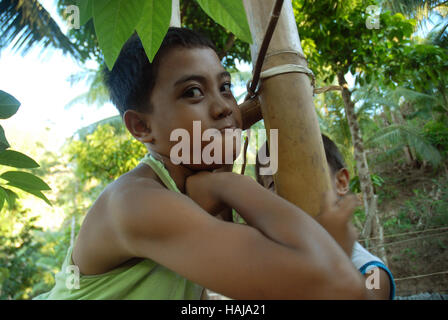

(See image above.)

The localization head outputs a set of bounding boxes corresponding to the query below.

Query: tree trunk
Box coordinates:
[337,72,378,241]
[242,0,331,217]
[218,33,236,60]
[372,196,388,265]
[338,75,387,264]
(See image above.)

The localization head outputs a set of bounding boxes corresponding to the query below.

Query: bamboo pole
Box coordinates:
[242,0,331,216]
[170,0,181,27]
[240,97,262,130]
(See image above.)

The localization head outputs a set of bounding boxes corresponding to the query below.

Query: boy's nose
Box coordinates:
[210,100,233,120]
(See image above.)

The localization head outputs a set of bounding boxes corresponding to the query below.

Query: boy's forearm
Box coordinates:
[213,172,372,299]
[215,173,338,253]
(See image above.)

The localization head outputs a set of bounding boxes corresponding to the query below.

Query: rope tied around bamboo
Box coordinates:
[239,0,341,175]
[244,0,344,105]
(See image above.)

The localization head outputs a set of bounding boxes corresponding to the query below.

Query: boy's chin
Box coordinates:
[172,146,241,171]
[184,162,233,172]
[183,153,237,171]
[185,152,239,171]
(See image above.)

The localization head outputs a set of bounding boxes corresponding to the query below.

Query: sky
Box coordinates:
[0,0,120,230]
[0,0,119,154]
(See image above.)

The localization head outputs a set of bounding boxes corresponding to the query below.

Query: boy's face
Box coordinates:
[143,47,243,170]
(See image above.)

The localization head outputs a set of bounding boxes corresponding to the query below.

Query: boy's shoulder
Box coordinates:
[105,164,173,209]
[72,165,184,274]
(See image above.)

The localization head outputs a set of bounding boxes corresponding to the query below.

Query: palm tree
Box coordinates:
[380,0,448,22]
[65,67,110,110]
[426,18,448,47]
[354,85,444,167]
[0,0,81,58]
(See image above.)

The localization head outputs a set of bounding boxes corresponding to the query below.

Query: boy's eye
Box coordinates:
[221,82,232,93]
[184,87,203,98]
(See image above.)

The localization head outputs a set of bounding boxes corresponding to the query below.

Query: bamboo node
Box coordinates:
[264,49,307,61]
[260,63,314,80]
[258,63,316,93]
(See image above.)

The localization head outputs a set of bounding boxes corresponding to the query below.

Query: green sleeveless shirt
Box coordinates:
[33,153,203,300]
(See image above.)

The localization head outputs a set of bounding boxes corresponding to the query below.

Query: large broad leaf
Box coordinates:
[0,171,51,191]
[195,0,252,44]
[7,184,52,206]
[76,0,93,25]
[0,150,39,168]
[93,0,146,70]
[136,0,172,62]
[0,90,20,119]
[0,125,10,151]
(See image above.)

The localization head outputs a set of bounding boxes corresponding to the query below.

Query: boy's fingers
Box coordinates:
[337,194,359,221]
[320,190,337,216]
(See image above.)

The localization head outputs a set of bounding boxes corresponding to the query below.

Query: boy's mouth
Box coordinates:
[218,125,238,133]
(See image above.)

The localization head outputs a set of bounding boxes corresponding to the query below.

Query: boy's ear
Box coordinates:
[123,110,155,143]
[335,168,350,196]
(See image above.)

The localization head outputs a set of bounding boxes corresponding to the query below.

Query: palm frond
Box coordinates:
[380,0,447,20]
[425,18,448,49]
[394,87,438,102]
[0,0,80,58]
[394,87,439,113]
[353,85,399,115]
[65,68,110,109]
[368,144,407,164]
[355,85,440,119]
[366,123,442,166]
[74,115,123,141]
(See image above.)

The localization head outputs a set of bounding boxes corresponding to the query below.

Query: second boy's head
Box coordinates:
[104,27,243,170]
[256,135,350,197]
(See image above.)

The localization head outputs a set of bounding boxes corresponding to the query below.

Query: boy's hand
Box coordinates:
[185,171,232,218]
[315,192,359,256]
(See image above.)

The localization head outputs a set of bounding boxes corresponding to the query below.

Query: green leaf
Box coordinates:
[0,187,6,211]
[93,0,146,70]
[366,73,371,83]
[0,171,51,191]
[136,0,172,62]
[0,267,10,283]
[0,150,39,168]
[77,0,93,25]
[195,0,252,44]
[0,90,20,119]
[0,125,9,151]
[2,187,18,209]
[8,184,52,206]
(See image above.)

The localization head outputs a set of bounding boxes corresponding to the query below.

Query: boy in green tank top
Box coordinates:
[35,27,376,300]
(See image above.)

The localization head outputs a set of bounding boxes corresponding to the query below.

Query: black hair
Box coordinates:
[103,27,217,117]
[321,134,346,173]
[255,134,346,183]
